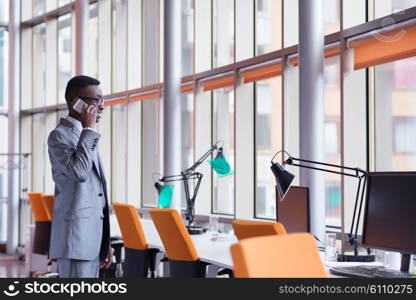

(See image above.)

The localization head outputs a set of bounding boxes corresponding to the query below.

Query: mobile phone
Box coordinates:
[73,98,88,114]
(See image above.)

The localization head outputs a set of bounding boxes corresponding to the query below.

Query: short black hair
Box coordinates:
[64,75,100,103]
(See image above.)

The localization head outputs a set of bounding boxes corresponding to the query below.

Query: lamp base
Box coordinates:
[187,225,206,235]
[337,254,375,262]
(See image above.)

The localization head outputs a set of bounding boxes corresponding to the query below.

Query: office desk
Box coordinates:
[110,214,382,277]
[110,214,236,269]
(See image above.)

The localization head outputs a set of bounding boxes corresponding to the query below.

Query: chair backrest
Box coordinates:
[113,203,148,250]
[232,219,287,240]
[28,193,50,222]
[42,194,55,221]
[150,208,199,261]
[231,233,327,278]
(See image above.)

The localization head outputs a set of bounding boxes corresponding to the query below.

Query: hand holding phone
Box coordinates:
[79,103,98,129]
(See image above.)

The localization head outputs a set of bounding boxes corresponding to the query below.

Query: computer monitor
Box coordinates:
[276,186,309,233]
[362,172,416,270]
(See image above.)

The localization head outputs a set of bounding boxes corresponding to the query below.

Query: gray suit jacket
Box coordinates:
[47,118,110,261]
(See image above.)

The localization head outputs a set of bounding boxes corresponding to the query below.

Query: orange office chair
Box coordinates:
[232,219,287,241]
[42,194,54,221]
[113,203,159,277]
[231,233,327,278]
[150,208,207,278]
[28,193,51,255]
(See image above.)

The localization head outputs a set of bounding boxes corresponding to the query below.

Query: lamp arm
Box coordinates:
[183,141,222,175]
[287,157,367,178]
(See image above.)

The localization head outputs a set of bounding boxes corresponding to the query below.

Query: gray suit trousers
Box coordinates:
[57,256,100,278]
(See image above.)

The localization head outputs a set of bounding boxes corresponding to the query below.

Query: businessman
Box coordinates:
[47,75,112,278]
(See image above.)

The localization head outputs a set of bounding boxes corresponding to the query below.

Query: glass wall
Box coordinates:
[58,14,72,103]
[212,88,235,215]
[324,56,342,227]
[0,28,7,108]
[255,76,282,219]
[33,24,46,108]
[374,0,416,18]
[182,0,194,76]
[17,0,416,233]
[255,0,282,55]
[213,0,234,68]
[0,0,8,23]
[375,57,416,171]
[0,115,7,242]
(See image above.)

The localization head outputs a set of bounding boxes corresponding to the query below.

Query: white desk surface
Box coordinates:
[110,214,383,276]
[110,214,236,269]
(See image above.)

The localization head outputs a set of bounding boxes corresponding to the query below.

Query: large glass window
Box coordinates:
[33,24,46,108]
[58,14,72,103]
[142,98,161,207]
[255,76,282,219]
[0,115,7,242]
[324,56,341,227]
[182,0,194,76]
[88,3,99,79]
[33,0,46,17]
[255,0,282,55]
[112,104,127,203]
[181,93,195,209]
[0,0,8,23]
[375,57,416,171]
[212,88,235,215]
[374,0,416,18]
[324,0,340,35]
[0,28,7,109]
[112,0,127,93]
[213,0,234,68]
[32,113,46,192]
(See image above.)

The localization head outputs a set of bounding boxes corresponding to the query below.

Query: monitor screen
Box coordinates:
[362,172,416,254]
[276,186,309,233]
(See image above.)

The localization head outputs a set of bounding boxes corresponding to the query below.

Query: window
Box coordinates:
[33,0,46,17]
[0,28,7,108]
[181,93,195,209]
[375,57,416,171]
[374,0,416,18]
[393,118,416,154]
[255,0,282,55]
[112,0,127,92]
[58,14,72,103]
[324,56,341,227]
[255,77,282,219]
[212,88,235,215]
[182,0,194,76]
[33,24,46,108]
[88,3,98,79]
[112,104,127,204]
[0,0,8,23]
[213,0,234,68]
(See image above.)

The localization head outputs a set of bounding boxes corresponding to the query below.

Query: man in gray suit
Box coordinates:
[47,75,112,278]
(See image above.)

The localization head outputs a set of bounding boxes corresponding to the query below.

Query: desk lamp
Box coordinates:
[154,141,233,235]
[271,150,375,262]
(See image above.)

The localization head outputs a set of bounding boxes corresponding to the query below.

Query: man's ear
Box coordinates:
[69,97,78,107]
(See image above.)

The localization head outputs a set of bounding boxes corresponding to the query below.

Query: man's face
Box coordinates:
[75,85,104,123]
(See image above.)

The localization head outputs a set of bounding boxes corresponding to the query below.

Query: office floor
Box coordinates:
[0,255,29,278]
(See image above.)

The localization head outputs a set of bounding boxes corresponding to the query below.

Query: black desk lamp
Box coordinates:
[154,141,231,235]
[271,150,375,262]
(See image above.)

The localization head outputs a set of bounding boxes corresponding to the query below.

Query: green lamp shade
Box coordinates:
[158,185,174,208]
[209,154,233,177]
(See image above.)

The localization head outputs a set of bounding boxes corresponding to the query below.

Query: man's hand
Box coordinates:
[100,246,113,270]
[80,105,98,129]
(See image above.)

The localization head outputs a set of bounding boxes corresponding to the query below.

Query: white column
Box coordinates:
[299,0,326,241]
[163,0,182,211]
[75,0,89,75]
[7,0,20,254]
